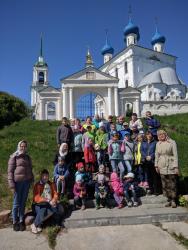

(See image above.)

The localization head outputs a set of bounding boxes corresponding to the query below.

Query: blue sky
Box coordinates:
[0,0,188,105]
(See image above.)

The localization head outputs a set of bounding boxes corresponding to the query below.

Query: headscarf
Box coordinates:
[59,143,68,157]
[12,140,28,157]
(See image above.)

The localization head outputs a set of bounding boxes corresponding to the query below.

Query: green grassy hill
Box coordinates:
[0,114,188,211]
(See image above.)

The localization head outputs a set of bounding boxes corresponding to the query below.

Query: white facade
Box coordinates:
[31,27,188,120]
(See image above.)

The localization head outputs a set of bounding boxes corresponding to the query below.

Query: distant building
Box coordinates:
[31,18,188,120]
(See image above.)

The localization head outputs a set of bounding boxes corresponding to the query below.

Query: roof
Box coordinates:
[99,44,176,71]
[138,67,183,87]
[60,66,118,82]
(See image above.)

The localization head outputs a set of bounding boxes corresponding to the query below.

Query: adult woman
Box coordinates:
[155,130,179,208]
[8,140,34,231]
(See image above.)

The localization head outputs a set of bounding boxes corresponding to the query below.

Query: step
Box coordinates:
[68,195,167,208]
[64,206,188,229]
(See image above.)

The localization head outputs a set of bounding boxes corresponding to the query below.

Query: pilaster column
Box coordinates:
[39,99,44,120]
[135,98,140,117]
[108,87,112,115]
[69,88,74,119]
[63,88,68,117]
[114,87,119,116]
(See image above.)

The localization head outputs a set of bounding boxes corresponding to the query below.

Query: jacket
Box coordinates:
[155,139,179,175]
[53,164,69,182]
[56,124,73,145]
[124,179,139,193]
[84,145,96,164]
[145,117,160,136]
[73,132,83,152]
[73,183,86,197]
[8,153,34,189]
[82,131,95,150]
[123,140,134,161]
[108,140,124,160]
[95,130,108,150]
[110,172,124,195]
[141,140,156,163]
[33,181,58,204]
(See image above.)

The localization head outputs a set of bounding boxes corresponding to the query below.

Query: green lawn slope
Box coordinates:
[0,114,188,211]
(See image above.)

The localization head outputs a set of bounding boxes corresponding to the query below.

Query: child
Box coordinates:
[73,175,87,210]
[110,172,124,208]
[95,178,109,209]
[95,125,108,165]
[75,162,89,183]
[134,133,145,186]
[108,131,125,180]
[122,132,134,173]
[123,172,139,207]
[53,156,69,199]
[84,138,96,174]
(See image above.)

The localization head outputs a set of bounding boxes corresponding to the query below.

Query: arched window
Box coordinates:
[47,102,56,120]
[124,61,128,74]
[39,72,44,83]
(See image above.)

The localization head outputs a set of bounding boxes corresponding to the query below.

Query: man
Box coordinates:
[56,117,73,149]
[116,116,125,131]
[145,111,160,140]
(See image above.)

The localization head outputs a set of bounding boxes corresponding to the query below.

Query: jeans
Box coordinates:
[113,193,123,206]
[124,189,138,203]
[12,180,31,224]
[124,160,133,173]
[110,160,125,180]
[97,150,106,165]
[56,178,65,194]
[135,165,148,182]
[34,203,62,227]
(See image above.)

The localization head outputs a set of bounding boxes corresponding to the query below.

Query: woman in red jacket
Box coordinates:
[84,138,96,173]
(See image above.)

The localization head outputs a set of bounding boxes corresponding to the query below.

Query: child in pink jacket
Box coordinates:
[110,172,124,208]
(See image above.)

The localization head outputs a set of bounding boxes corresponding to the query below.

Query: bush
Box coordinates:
[0,92,29,129]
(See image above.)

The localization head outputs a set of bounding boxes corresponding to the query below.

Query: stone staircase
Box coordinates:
[64,195,188,228]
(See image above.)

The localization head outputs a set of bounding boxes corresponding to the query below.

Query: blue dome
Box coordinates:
[151,30,166,45]
[101,42,114,55]
[124,20,140,40]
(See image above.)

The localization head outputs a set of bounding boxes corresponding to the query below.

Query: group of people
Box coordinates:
[7,111,180,234]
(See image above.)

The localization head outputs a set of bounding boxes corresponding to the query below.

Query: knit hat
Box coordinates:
[76,162,84,170]
[75,174,83,183]
[111,131,119,137]
[124,172,135,179]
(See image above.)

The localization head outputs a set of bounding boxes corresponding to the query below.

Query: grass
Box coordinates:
[171,233,188,249]
[0,114,188,211]
[45,226,61,249]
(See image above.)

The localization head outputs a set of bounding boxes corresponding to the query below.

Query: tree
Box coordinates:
[0,92,29,129]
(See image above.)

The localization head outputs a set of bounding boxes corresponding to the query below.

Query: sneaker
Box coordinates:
[37,227,42,233]
[13,222,20,232]
[171,201,177,208]
[133,202,138,207]
[128,201,132,207]
[81,205,86,210]
[165,201,171,207]
[31,223,38,234]
[138,182,144,187]
[118,203,124,209]
[143,182,149,188]
[96,205,100,210]
[19,222,26,231]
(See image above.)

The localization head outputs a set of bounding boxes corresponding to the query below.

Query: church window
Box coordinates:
[160,96,164,100]
[39,72,44,83]
[86,72,95,80]
[115,68,118,78]
[124,61,128,74]
[47,102,56,120]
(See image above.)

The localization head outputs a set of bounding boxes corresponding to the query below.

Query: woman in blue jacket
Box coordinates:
[141,131,161,195]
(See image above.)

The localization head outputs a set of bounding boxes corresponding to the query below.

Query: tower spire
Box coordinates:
[40,32,43,57]
[128,5,132,22]
[85,46,94,67]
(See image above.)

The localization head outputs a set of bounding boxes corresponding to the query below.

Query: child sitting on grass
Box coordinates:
[53,156,69,199]
[123,172,139,207]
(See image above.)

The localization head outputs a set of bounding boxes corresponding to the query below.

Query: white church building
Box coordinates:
[31,17,188,120]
